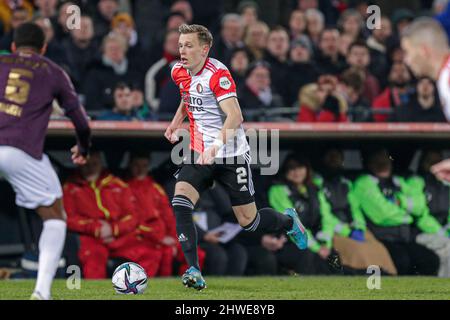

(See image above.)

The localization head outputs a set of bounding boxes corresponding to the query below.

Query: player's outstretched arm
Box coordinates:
[197,97,243,165]
[431,159,450,182]
[165,100,187,143]
[54,67,91,165]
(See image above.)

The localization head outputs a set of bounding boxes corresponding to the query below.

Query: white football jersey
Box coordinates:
[171,57,250,158]
[437,55,450,121]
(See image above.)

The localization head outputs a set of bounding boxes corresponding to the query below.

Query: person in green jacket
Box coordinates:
[315,148,399,275]
[268,154,341,275]
[315,148,367,241]
[353,148,440,275]
[408,150,450,277]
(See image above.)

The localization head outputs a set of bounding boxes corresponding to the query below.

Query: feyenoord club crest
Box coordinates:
[196,83,203,93]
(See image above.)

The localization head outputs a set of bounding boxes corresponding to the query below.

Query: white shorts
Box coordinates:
[0,146,62,209]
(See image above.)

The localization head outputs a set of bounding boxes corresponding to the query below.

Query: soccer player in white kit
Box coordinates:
[164,24,308,290]
[401,18,450,182]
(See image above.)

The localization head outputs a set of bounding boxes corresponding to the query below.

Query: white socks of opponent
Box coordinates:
[33,219,67,300]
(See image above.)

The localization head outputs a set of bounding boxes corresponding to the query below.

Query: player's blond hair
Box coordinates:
[402,17,449,52]
[179,24,213,47]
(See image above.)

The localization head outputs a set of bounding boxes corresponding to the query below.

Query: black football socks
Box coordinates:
[243,207,293,233]
[172,195,200,270]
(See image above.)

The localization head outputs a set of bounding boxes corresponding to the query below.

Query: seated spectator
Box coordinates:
[297,75,348,122]
[288,9,307,41]
[54,1,76,42]
[372,62,413,122]
[338,32,354,58]
[93,0,119,41]
[0,6,32,51]
[286,35,319,107]
[366,15,392,88]
[229,47,250,91]
[145,29,180,112]
[315,148,397,274]
[170,0,193,24]
[264,26,290,101]
[408,150,450,277]
[237,1,259,28]
[337,9,364,43]
[34,16,70,72]
[111,13,147,68]
[82,32,143,111]
[346,40,380,104]
[353,149,440,275]
[338,68,372,122]
[305,8,325,48]
[267,155,340,275]
[195,182,248,276]
[125,151,205,276]
[315,28,347,75]
[238,60,284,121]
[390,77,447,122]
[244,21,269,61]
[97,83,148,121]
[62,15,98,91]
[210,13,245,65]
[0,1,33,35]
[33,0,58,23]
[64,151,158,279]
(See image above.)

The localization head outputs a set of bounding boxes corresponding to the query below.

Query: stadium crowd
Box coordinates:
[1,0,450,122]
[1,0,450,279]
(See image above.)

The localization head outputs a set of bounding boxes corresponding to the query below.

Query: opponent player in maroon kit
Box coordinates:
[0,23,91,299]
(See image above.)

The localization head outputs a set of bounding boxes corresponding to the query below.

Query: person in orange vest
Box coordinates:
[64,151,161,279]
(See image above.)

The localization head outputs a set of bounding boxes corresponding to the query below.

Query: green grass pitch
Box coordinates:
[0,277,449,300]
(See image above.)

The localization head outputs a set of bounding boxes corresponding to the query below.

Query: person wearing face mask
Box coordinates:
[314,148,397,275]
[372,61,413,122]
[63,151,158,279]
[407,150,450,277]
[353,149,441,275]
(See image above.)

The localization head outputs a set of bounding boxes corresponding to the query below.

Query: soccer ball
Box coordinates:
[112,262,148,295]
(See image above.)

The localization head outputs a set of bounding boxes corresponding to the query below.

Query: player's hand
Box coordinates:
[164,125,180,144]
[431,159,450,182]
[71,145,88,165]
[196,146,218,165]
[203,231,221,244]
[99,220,112,239]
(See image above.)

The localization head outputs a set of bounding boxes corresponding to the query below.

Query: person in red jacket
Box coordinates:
[63,151,160,279]
[125,151,205,276]
[371,61,413,122]
[297,75,348,122]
